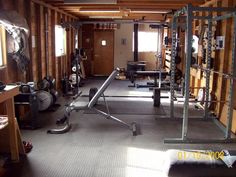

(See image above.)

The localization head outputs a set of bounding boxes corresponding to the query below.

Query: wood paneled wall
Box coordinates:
[0,0,78,90]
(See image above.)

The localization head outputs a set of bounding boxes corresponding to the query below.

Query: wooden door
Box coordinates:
[94,30,114,76]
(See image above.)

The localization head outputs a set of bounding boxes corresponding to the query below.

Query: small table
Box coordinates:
[0,85,24,162]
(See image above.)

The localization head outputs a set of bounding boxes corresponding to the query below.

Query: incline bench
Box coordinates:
[48,68,138,136]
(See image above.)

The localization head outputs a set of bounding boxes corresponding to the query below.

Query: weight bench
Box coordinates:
[128,70,169,88]
[135,70,169,88]
[47,68,138,136]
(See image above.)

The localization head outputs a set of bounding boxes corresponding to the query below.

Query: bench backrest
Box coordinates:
[88,68,120,108]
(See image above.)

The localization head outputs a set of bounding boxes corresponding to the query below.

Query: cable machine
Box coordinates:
[165,4,236,144]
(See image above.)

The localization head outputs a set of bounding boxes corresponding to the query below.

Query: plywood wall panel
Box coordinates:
[40,5,46,78]
[47,9,53,77]
[24,0,33,82]
[30,1,38,82]
[0,0,78,93]
[67,16,71,76]
[51,10,56,79]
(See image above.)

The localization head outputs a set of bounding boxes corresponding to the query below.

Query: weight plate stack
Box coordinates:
[89,87,98,102]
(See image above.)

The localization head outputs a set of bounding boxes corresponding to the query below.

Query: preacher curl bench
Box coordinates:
[48,68,138,136]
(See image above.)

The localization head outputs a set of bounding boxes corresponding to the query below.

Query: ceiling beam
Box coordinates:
[40,0,206,19]
[32,0,77,18]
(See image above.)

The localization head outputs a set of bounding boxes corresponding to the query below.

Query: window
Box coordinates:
[55,25,66,57]
[101,40,107,46]
[0,25,6,67]
[75,33,78,49]
[0,34,2,66]
[133,32,158,52]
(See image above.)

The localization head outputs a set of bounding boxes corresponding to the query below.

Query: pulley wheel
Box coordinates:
[72,64,80,72]
[72,66,76,72]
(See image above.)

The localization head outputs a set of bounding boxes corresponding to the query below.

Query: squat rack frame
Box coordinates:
[165,4,236,144]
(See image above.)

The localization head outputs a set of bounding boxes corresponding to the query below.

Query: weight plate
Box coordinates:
[37,79,50,91]
[197,88,204,103]
[0,81,6,91]
[70,74,80,85]
[89,87,98,102]
[20,85,31,93]
[50,90,58,103]
[153,88,160,107]
[72,66,76,72]
[36,90,53,111]
[175,56,181,64]
[197,88,212,108]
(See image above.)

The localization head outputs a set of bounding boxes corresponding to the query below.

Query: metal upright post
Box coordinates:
[158,56,162,89]
[204,18,212,119]
[170,17,177,119]
[165,8,236,144]
[225,14,236,139]
[182,4,193,140]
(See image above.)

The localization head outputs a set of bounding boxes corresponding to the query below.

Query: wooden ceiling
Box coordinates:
[42,0,207,21]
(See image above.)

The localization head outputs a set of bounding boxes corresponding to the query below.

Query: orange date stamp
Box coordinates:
[177,150,224,160]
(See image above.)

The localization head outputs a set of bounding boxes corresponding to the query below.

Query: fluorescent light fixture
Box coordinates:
[64,0,117,4]
[79,10,120,13]
[132,10,169,14]
[89,16,122,19]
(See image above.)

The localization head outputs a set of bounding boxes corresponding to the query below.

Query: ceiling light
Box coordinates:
[64,0,117,4]
[132,10,169,14]
[79,10,120,13]
[89,16,122,19]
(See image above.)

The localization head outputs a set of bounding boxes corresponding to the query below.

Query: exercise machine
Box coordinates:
[48,68,138,136]
[61,48,86,99]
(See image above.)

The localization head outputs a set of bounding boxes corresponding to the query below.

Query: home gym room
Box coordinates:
[0,0,236,176]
